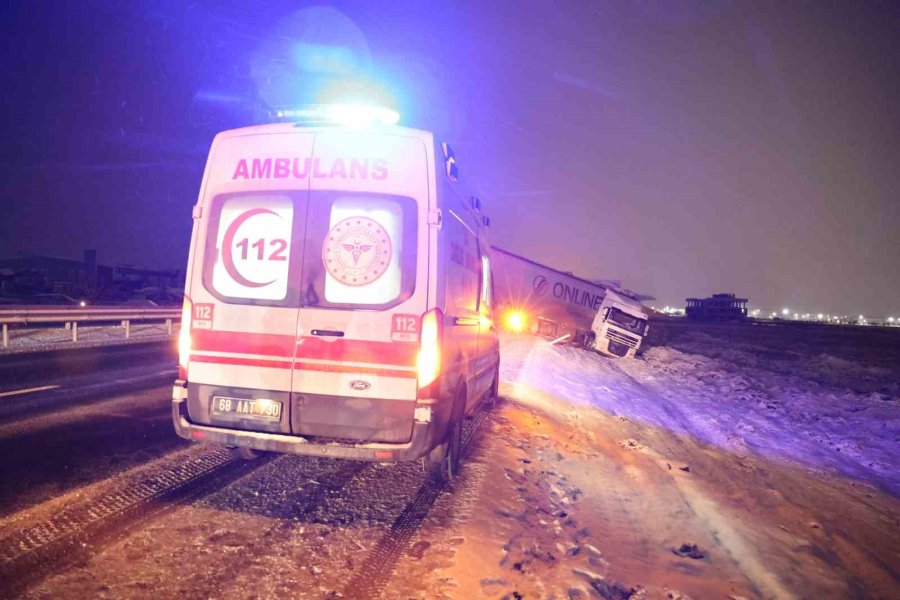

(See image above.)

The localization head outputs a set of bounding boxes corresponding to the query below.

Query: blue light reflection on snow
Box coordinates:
[500,335,900,497]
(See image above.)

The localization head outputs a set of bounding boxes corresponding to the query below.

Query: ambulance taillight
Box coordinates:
[417,308,443,389]
[178,297,192,379]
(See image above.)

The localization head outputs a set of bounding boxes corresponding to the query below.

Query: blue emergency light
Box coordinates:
[272,104,400,128]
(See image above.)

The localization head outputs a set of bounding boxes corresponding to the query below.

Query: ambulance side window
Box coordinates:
[480,254,493,309]
[446,213,481,313]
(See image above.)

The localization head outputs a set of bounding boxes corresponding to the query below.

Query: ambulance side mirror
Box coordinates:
[442,142,459,182]
[446,159,459,182]
[441,142,456,161]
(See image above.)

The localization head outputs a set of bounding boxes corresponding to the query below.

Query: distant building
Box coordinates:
[685,293,748,322]
[0,251,112,298]
[0,251,183,303]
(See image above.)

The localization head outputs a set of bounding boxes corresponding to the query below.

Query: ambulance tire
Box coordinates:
[233,446,261,460]
[488,364,500,406]
[425,385,465,484]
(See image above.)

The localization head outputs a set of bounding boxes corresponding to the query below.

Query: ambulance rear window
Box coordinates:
[301,192,417,309]
[203,193,301,306]
[202,191,416,309]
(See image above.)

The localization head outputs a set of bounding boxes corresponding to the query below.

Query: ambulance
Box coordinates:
[172,105,500,482]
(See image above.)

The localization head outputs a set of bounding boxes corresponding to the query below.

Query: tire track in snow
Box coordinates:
[0,448,271,596]
[659,457,799,600]
[343,478,444,598]
[343,401,496,598]
[508,336,800,598]
[175,457,370,598]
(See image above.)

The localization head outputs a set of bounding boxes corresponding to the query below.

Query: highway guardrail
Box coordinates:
[0,307,181,348]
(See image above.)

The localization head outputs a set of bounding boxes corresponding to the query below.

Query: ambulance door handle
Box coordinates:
[311,329,345,337]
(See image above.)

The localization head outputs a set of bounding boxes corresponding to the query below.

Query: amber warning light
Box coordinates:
[503,309,527,333]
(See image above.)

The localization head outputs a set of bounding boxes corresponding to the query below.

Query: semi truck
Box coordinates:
[491,247,649,358]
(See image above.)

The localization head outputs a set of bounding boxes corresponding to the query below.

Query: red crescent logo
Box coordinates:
[221,208,281,288]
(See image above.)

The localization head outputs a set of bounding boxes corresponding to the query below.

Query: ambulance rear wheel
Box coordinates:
[488,365,500,405]
[232,446,261,460]
[425,386,465,484]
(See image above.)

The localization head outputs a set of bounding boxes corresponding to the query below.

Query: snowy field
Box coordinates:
[504,324,900,497]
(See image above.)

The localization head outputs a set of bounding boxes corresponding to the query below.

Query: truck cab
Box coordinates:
[589,290,649,358]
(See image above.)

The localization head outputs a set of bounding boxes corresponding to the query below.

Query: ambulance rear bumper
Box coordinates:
[171,390,444,463]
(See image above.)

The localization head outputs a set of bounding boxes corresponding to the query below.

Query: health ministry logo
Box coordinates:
[323,217,392,286]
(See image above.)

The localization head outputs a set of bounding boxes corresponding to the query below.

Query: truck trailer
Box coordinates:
[491,247,648,358]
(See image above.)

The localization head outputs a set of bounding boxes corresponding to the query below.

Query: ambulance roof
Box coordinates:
[213,122,433,142]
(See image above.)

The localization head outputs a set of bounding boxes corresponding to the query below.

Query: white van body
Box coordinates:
[172,121,499,470]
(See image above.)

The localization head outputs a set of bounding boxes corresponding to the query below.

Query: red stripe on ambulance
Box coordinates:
[191,329,417,367]
[193,329,294,357]
[189,355,414,379]
[294,337,416,366]
[293,361,415,379]
[190,354,292,370]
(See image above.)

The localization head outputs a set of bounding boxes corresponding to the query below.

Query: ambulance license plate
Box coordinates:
[211,396,282,420]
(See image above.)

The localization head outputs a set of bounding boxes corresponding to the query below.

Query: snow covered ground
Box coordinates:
[503,330,900,497]
[10,326,899,599]
[390,330,899,599]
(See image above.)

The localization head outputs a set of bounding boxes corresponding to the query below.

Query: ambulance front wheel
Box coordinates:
[425,385,465,484]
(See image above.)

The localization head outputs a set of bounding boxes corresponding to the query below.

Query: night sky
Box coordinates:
[2,1,898,316]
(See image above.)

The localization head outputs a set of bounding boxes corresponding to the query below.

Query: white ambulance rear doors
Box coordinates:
[289,130,430,442]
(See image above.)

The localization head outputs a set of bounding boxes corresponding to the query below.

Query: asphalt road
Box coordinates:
[0,342,179,516]
[0,341,479,599]
[0,340,174,391]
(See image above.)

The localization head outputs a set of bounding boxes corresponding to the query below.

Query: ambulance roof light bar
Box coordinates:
[271,104,400,128]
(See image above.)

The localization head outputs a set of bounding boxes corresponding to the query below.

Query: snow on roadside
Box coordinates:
[500,334,900,497]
